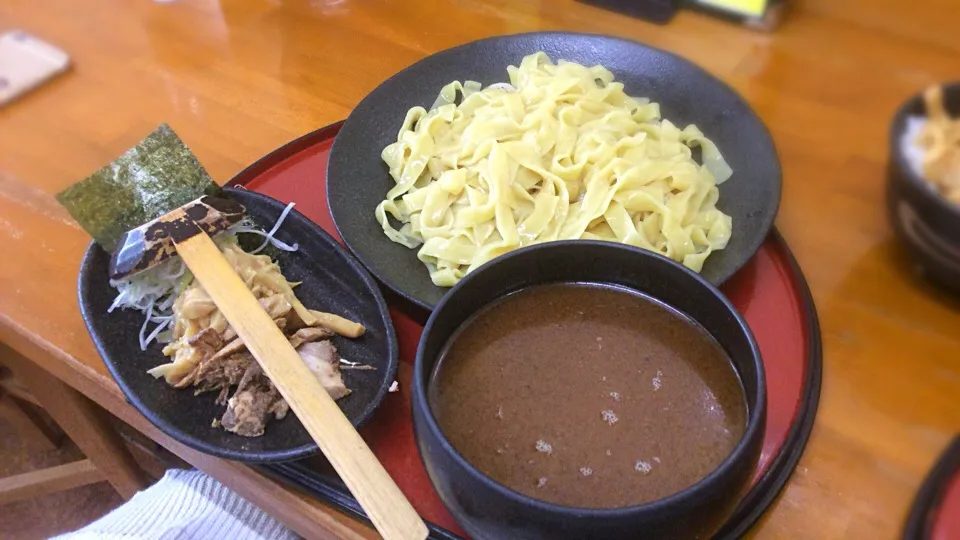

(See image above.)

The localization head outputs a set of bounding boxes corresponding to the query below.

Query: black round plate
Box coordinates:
[78,188,399,462]
[328,32,782,311]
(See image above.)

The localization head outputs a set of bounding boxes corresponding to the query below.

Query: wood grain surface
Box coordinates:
[1,1,959,538]
[0,459,102,505]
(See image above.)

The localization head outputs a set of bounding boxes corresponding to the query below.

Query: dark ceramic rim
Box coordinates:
[889,81,960,219]
[902,435,960,540]
[414,240,767,518]
[77,187,400,463]
[327,30,782,312]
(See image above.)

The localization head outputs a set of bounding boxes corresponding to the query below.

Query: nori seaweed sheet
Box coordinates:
[56,124,221,251]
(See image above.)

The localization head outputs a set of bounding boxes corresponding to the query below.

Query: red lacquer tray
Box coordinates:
[231,123,823,539]
[903,436,960,540]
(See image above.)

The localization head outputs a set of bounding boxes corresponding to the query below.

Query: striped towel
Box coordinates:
[53,469,298,540]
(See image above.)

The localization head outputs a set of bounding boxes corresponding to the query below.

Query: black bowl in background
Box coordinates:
[78,188,399,462]
[412,241,766,540]
[887,82,960,293]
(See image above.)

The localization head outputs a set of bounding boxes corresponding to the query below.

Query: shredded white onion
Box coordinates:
[143,317,172,350]
[138,299,157,351]
[253,202,299,253]
[109,201,301,351]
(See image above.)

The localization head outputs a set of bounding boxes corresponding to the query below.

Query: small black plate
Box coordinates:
[78,188,399,462]
[328,32,782,311]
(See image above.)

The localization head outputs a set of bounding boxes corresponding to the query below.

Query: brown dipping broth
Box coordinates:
[428,283,747,509]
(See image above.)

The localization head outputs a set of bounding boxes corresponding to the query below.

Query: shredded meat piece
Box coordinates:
[203,318,288,367]
[201,321,328,376]
[155,238,370,438]
[298,341,351,400]
[184,325,341,429]
[218,340,350,437]
[190,352,255,404]
[216,341,348,437]
[166,328,223,387]
[204,336,247,367]
[188,328,223,361]
[220,363,286,438]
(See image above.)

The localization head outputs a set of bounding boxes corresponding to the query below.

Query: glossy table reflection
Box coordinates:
[2,1,959,538]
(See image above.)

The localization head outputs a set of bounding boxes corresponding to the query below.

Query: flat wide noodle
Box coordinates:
[376,52,734,287]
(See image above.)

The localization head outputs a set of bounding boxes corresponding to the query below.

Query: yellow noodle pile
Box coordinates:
[376,52,734,286]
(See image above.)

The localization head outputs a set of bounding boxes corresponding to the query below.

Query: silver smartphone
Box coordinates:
[0,30,71,107]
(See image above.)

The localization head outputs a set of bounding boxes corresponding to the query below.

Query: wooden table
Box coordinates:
[2,1,959,538]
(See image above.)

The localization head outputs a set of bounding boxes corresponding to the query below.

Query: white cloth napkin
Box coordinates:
[53,469,299,540]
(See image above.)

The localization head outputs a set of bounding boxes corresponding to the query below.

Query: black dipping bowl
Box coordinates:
[888,82,960,293]
[412,241,766,540]
[79,188,398,462]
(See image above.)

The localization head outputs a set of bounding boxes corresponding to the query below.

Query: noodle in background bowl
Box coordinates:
[328,32,782,311]
[887,82,960,294]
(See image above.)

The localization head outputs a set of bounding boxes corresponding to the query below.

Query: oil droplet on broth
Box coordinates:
[652,370,663,391]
